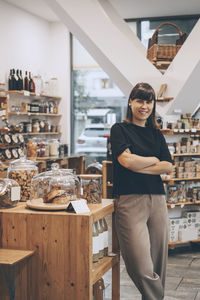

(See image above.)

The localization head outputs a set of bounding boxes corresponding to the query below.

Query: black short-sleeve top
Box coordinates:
[110,122,173,196]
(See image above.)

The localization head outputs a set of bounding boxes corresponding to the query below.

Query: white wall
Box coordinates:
[0,0,70,145]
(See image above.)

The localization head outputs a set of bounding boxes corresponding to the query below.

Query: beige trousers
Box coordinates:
[115,194,168,300]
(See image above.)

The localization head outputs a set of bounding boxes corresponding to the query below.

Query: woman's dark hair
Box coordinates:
[125,82,157,128]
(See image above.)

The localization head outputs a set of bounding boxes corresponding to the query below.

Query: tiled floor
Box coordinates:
[103,245,200,300]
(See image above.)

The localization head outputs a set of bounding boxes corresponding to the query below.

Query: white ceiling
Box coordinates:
[4,0,200,22]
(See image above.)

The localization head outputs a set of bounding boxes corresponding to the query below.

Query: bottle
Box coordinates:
[92,223,100,263]
[29,72,35,93]
[102,218,109,256]
[16,69,20,90]
[96,220,104,259]
[8,69,13,90]
[13,69,18,90]
[24,71,29,91]
[19,70,23,90]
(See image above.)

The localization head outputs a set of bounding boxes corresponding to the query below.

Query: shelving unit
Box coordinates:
[0,199,120,300]
[4,90,62,139]
[102,160,200,249]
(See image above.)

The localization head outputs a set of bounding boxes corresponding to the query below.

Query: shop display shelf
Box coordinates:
[167,200,200,209]
[169,239,200,250]
[8,112,61,117]
[20,132,61,135]
[6,90,61,100]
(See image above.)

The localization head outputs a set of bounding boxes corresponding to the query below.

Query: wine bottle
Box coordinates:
[19,70,23,90]
[24,71,29,91]
[8,69,13,90]
[16,69,20,90]
[29,72,35,93]
[12,69,18,90]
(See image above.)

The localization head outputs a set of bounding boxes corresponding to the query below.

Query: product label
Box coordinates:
[24,91,30,96]
[11,186,21,201]
[93,236,99,254]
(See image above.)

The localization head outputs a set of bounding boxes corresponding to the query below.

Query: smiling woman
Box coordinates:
[110,82,173,300]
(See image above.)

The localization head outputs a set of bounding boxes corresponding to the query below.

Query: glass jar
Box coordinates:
[79,174,102,204]
[49,139,59,156]
[8,157,38,201]
[25,121,32,133]
[44,120,50,132]
[0,178,20,208]
[49,78,58,96]
[30,163,79,206]
[86,161,102,174]
[27,138,38,158]
[32,119,40,133]
[53,102,58,114]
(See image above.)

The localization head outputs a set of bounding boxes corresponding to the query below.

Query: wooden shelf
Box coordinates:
[172,153,200,157]
[7,90,61,100]
[167,200,200,209]
[161,129,200,135]
[20,132,60,135]
[163,177,200,182]
[169,239,200,250]
[0,248,34,266]
[92,253,119,285]
[8,112,61,117]
[156,97,174,102]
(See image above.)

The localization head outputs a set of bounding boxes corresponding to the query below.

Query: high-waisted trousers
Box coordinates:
[114,194,168,300]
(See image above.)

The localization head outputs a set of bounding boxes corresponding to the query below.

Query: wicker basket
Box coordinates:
[147,22,187,63]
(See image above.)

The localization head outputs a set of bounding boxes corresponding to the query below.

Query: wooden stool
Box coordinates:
[0,249,34,300]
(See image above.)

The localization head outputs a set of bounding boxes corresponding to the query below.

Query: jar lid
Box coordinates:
[79,174,102,180]
[9,156,38,170]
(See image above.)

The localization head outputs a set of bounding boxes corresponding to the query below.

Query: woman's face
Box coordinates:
[129,98,154,126]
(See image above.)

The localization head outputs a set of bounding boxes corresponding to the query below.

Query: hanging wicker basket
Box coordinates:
[147,22,187,63]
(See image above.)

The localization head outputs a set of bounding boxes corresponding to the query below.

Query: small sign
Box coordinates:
[24,91,30,96]
[66,200,90,214]
[191,128,197,133]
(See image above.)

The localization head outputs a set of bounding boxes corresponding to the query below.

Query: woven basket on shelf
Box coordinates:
[147,22,187,63]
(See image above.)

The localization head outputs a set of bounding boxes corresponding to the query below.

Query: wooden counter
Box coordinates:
[0,199,120,300]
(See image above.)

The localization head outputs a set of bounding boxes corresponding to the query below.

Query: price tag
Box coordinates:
[185,129,189,132]
[170,204,175,209]
[11,186,21,201]
[181,204,185,208]
[173,129,178,133]
[191,128,197,133]
[66,200,90,214]
[24,91,30,96]
[179,129,184,133]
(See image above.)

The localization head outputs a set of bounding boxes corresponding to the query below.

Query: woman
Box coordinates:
[110,83,173,300]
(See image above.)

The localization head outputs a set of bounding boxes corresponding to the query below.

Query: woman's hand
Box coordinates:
[118,148,160,172]
[136,161,173,175]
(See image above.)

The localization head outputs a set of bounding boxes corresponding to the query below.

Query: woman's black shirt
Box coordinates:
[110,122,173,196]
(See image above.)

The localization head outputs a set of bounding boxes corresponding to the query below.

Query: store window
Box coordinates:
[71,36,126,166]
[71,16,199,166]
